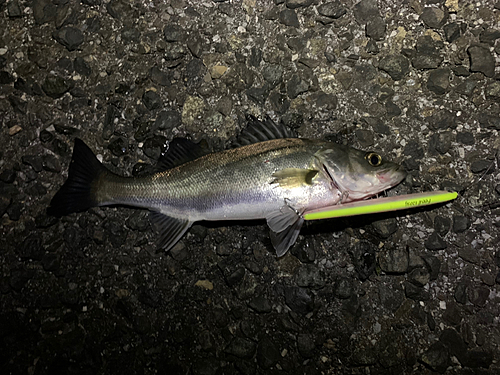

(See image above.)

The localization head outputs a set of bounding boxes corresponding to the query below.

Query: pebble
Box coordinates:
[468,285,490,307]
[248,296,272,313]
[155,110,181,131]
[216,96,232,116]
[454,283,468,304]
[353,0,380,24]
[279,9,300,28]
[370,218,398,239]
[142,136,167,160]
[107,137,128,156]
[295,264,325,289]
[194,280,213,291]
[42,154,62,173]
[434,216,451,237]
[19,234,44,260]
[404,281,430,301]
[163,25,185,42]
[0,71,14,84]
[33,0,56,25]
[7,0,23,18]
[8,125,22,136]
[256,338,280,369]
[385,101,401,118]
[422,255,441,280]
[408,267,430,287]
[121,27,140,43]
[185,59,207,89]
[424,232,447,251]
[287,74,310,99]
[470,160,493,174]
[106,0,132,20]
[456,131,474,145]
[334,277,354,299]
[296,333,315,358]
[462,349,493,369]
[366,16,386,41]
[479,28,500,45]
[420,7,448,29]
[149,66,171,86]
[317,1,346,19]
[468,45,495,78]
[41,253,61,273]
[53,26,84,51]
[421,342,449,373]
[187,34,204,58]
[411,36,444,70]
[225,267,245,287]
[284,286,313,315]
[378,54,409,81]
[22,155,43,172]
[440,329,466,365]
[0,169,16,183]
[426,109,456,130]
[142,90,162,111]
[379,247,408,274]
[9,266,34,292]
[225,337,256,359]
[286,0,313,9]
[355,129,373,147]
[486,81,500,100]
[478,113,500,130]
[246,85,270,105]
[262,64,284,87]
[125,211,149,231]
[42,74,70,99]
[443,22,463,42]
[428,131,452,155]
[427,68,450,95]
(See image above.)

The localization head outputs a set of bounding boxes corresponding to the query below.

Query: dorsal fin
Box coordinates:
[235,115,296,147]
[156,138,205,171]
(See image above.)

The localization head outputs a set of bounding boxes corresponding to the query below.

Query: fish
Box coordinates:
[47,115,406,256]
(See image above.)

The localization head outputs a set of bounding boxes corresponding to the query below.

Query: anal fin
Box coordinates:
[149,211,193,251]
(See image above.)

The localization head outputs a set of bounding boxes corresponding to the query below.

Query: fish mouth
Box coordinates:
[376,166,407,187]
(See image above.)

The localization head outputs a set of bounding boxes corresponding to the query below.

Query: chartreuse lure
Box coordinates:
[304,191,457,221]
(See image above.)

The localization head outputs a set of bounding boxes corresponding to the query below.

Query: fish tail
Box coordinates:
[47,138,107,217]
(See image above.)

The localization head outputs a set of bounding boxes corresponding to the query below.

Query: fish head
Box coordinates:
[317,144,407,202]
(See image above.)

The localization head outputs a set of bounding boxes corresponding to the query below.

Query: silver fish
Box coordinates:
[48,116,406,256]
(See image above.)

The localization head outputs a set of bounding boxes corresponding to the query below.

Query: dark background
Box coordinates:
[1,0,499,374]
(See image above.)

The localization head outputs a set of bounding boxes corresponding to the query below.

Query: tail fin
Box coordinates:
[47,138,107,217]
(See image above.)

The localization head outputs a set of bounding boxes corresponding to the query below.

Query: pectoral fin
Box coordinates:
[271,168,318,188]
[149,211,193,251]
[266,205,304,257]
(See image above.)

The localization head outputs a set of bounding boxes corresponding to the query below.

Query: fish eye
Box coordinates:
[365,152,382,167]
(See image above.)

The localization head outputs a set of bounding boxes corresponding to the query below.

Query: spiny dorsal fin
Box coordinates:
[235,115,296,147]
[156,138,206,171]
[271,168,318,188]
